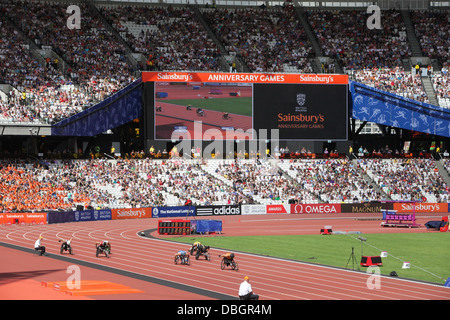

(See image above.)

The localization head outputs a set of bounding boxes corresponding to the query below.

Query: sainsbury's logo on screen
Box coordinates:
[299,74,337,84]
[156,72,193,82]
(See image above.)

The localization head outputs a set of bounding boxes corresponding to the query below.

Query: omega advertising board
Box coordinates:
[290,203,341,214]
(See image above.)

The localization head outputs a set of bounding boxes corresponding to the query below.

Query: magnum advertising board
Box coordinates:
[341,202,391,214]
[291,203,390,214]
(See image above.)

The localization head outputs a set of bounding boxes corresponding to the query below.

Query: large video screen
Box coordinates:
[154,81,253,140]
[253,83,348,140]
[143,72,348,141]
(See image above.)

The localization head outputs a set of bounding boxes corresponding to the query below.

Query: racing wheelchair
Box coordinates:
[220,253,239,271]
[59,239,73,255]
[195,245,211,261]
[96,241,111,258]
[174,252,190,266]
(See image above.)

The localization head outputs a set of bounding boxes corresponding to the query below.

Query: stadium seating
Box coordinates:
[1,1,449,125]
[307,9,432,103]
[1,1,135,124]
[0,2,449,214]
[1,157,449,212]
[99,4,222,72]
[200,6,313,73]
[410,10,449,68]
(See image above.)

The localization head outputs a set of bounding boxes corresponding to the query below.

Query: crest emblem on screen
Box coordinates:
[296,93,307,112]
[297,93,306,106]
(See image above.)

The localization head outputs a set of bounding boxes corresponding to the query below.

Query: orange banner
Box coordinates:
[393,202,448,213]
[111,207,152,220]
[142,71,348,85]
[0,213,47,225]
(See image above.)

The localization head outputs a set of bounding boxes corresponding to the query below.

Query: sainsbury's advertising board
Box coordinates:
[143,72,349,141]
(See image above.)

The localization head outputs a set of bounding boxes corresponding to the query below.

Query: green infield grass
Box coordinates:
[160,97,252,116]
[170,233,450,284]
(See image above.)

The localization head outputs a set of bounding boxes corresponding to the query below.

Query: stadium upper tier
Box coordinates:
[0,1,448,124]
[0,157,449,212]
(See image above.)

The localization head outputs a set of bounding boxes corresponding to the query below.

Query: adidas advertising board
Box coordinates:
[196,205,241,216]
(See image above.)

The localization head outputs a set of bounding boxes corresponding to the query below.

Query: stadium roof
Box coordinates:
[95,0,449,9]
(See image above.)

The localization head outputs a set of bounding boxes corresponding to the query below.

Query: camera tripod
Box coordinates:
[346,247,359,271]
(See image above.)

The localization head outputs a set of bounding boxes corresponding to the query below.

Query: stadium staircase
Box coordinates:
[421,76,439,106]
[435,160,450,188]
[0,10,67,75]
[351,159,388,199]
[200,160,234,188]
[191,5,236,72]
[87,0,138,70]
[294,7,322,58]
[294,6,343,74]
[400,10,423,57]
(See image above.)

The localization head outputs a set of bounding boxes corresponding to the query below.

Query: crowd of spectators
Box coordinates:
[0,1,135,124]
[202,159,317,204]
[411,10,449,69]
[351,67,430,103]
[307,9,431,103]
[307,9,411,70]
[430,67,450,107]
[100,4,222,72]
[0,18,72,123]
[1,157,448,213]
[6,1,134,85]
[0,159,93,212]
[200,5,313,73]
[0,2,449,125]
[410,10,449,108]
[358,158,449,203]
[280,158,384,203]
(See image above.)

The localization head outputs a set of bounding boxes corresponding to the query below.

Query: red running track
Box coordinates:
[0,214,449,300]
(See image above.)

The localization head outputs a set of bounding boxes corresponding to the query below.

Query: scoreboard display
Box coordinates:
[158,219,191,235]
[143,72,348,141]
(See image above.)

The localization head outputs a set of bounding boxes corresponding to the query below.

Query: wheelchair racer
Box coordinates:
[219,252,235,266]
[59,237,72,252]
[175,250,190,264]
[195,244,210,259]
[96,240,111,253]
[189,241,202,255]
